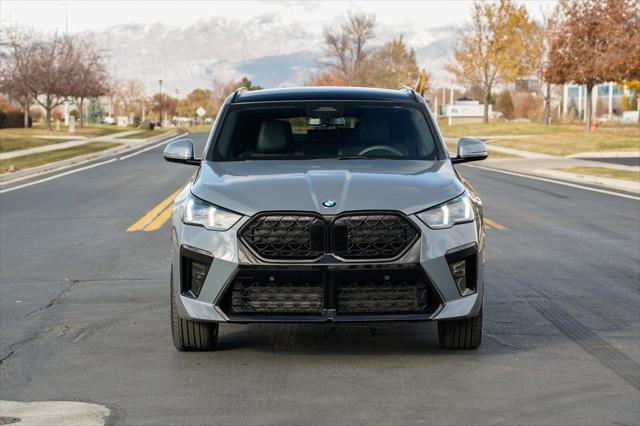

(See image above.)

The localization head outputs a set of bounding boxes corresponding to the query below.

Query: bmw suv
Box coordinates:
[164,87,488,351]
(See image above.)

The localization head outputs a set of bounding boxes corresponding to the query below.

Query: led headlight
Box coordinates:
[181,192,241,231]
[417,192,475,229]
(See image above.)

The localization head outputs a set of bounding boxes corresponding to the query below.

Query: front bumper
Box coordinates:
[171,210,484,323]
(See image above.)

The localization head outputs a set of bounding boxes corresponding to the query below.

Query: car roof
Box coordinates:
[234,86,417,103]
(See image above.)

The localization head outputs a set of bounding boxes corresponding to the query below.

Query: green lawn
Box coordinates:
[29,122,124,137]
[492,127,640,156]
[183,124,212,133]
[0,134,76,153]
[0,123,124,153]
[560,167,640,183]
[119,128,174,140]
[0,142,120,174]
[439,121,640,156]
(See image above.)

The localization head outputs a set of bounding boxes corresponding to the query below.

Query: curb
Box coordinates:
[0,132,186,186]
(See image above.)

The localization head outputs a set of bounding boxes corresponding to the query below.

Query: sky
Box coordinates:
[0,0,557,93]
[1,0,555,35]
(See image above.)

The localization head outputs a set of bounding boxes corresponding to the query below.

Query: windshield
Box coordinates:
[209,102,442,161]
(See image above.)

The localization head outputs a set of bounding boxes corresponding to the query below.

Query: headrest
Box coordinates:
[256,121,292,153]
[357,115,390,145]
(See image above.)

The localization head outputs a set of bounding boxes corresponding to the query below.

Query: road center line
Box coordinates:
[468,164,640,201]
[127,187,183,232]
[143,205,174,232]
[484,217,506,230]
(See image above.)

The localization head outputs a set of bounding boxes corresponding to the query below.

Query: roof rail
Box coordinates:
[230,87,248,103]
[398,86,418,102]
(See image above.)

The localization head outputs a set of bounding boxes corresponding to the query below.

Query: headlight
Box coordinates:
[417,192,475,229]
[181,192,241,231]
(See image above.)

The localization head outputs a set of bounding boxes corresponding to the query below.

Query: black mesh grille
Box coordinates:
[337,281,428,314]
[241,214,324,260]
[241,212,418,261]
[229,270,323,314]
[219,266,438,318]
[334,214,418,259]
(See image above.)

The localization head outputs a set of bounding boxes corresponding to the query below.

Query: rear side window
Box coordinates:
[210,102,441,161]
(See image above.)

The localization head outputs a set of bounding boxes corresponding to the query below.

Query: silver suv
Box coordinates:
[164,87,488,351]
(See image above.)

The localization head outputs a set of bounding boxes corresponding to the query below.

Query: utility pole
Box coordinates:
[158,79,163,125]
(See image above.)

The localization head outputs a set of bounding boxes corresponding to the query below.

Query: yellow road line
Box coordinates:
[484,217,507,231]
[143,205,174,232]
[126,187,183,232]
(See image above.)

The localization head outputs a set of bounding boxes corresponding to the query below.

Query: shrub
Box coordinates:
[0,111,32,128]
[139,120,155,130]
[494,90,514,119]
[513,93,542,120]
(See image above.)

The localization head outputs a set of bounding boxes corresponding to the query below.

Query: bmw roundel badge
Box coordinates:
[322,199,337,208]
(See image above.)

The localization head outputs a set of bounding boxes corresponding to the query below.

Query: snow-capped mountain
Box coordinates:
[87,14,456,94]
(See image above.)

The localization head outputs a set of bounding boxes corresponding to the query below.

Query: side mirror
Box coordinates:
[163,139,200,165]
[452,137,488,164]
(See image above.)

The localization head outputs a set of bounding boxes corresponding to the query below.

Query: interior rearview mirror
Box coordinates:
[452,137,488,164]
[163,139,200,165]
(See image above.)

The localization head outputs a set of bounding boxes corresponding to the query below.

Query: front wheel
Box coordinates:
[171,267,219,351]
[437,305,483,350]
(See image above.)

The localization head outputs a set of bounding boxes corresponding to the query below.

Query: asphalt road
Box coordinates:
[1,133,639,425]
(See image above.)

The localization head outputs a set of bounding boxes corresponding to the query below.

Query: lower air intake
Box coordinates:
[229,269,323,314]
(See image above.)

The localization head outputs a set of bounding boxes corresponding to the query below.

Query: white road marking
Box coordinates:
[468,164,640,201]
[119,132,189,160]
[0,159,117,194]
[0,400,109,426]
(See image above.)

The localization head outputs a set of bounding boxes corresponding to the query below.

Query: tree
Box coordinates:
[87,97,105,123]
[494,90,514,119]
[545,0,640,131]
[177,88,214,117]
[151,92,176,121]
[68,37,108,127]
[0,26,37,128]
[115,79,145,118]
[367,36,420,89]
[529,11,558,125]
[237,77,262,91]
[323,13,376,85]
[306,71,346,86]
[447,0,538,123]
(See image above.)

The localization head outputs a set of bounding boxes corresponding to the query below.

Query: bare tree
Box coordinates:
[115,79,145,117]
[323,13,376,85]
[0,26,37,128]
[68,37,108,127]
[28,34,77,129]
[530,11,558,125]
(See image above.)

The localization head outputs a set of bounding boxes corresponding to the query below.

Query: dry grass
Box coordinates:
[119,128,174,139]
[0,142,120,173]
[560,167,640,183]
[445,141,519,159]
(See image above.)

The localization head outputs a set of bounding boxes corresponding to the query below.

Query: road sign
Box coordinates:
[196,107,206,117]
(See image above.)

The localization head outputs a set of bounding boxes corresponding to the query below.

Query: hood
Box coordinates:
[191,159,464,216]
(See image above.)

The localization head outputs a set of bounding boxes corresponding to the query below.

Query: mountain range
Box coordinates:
[87,14,457,95]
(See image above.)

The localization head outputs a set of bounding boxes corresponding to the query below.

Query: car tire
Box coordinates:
[437,305,483,350]
[171,267,219,351]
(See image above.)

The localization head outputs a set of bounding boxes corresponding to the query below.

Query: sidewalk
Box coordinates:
[0,130,143,160]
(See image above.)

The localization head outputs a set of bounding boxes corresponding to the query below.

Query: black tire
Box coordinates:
[438,306,483,350]
[171,267,219,351]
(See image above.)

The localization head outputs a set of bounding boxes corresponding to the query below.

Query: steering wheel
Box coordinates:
[357,145,404,157]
